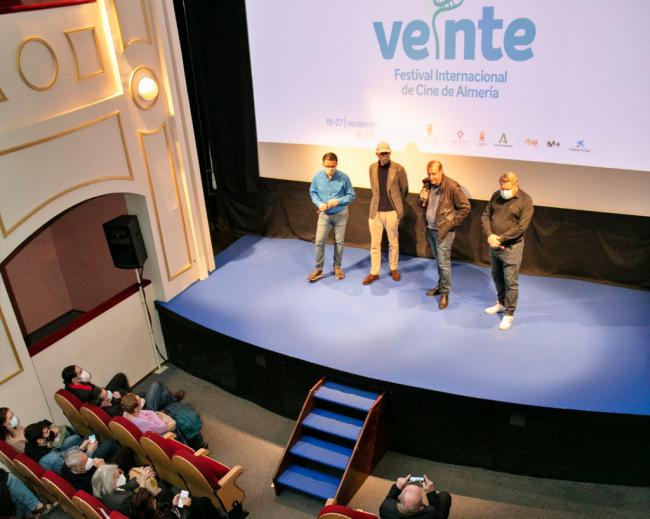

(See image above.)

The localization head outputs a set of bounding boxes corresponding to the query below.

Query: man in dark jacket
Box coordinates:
[61,449,102,494]
[380,474,451,519]
[418,160,470,309]
[480,171,534,330]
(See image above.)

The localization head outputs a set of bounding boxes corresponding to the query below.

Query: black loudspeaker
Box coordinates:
[103,215,148,269]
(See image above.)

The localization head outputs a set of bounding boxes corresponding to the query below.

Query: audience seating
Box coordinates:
[108,415,150,466]
[80,403,115,441]
[318,499,379,519]
[140,431,191,489]
[172,448,245,514]
[109,512,129,519]
[0,439,22,481]
[41,470,86,519]
[54,389,93,436]
[73,490,112,519]
[11,453,58,505]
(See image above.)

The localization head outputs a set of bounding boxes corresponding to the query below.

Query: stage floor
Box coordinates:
[159,236,650,416]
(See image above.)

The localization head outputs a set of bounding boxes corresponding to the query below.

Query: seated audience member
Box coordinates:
[379,474,451,519]
[130,486,224,519]
[121,393,176,436]
[1,467,57,517]
[0,407,26,453]
[88,387,124,417]
[24,420,113,474]
[89,380,184,416]
[92,464,164,516]
[61,448,104,494]
[121,393,207,450]
[61,365,129,403]
[62,445,135,494]
[63,364,185,409]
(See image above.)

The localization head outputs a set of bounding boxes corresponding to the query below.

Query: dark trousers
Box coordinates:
[426,228,455,294]
[106,373,129,392]
[489,240,524,316]
[435,491,452,519]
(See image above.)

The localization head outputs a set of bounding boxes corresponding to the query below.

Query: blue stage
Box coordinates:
[158,236,650,417]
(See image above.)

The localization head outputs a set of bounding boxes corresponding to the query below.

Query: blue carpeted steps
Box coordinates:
[273,380,383,502]
[276,464,341,500]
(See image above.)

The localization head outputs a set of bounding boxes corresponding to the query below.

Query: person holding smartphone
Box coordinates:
[379,473,451,518]
[129,487,224,519]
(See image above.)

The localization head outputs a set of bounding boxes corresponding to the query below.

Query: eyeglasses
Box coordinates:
[378,152,390,156]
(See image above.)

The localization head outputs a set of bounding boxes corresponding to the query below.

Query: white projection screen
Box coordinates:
[245,0,650,216]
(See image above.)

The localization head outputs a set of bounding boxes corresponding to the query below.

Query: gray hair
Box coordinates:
[64,449,87,470]
[92,464,119,498]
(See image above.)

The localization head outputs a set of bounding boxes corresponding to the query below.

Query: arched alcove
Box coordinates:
[0,192,148,354]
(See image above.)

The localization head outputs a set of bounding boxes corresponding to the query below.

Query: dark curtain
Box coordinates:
[173,0,264,235]
[173,1,650,289]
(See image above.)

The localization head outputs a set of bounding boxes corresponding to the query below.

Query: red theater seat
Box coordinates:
[140,431,192,489]
[54,389,92,436]
[73,490,112,519]
[318,501,379,519]
[80,403,115,441]
[11,454,57,505]
[172,448,245,514]
[41,471,86,519]
[108,415,149,466]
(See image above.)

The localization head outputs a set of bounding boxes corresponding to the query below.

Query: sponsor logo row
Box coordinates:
[425,126,592,152]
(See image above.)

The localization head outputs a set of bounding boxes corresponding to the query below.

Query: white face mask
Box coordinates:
[9,415,19,428]
[105,391,113,403]
[139,397,146,410]
[500,189,514,200]
[84,457,94,471]
[80,370,91,383]
[116,474,127,487]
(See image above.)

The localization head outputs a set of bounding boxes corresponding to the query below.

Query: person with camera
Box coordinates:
[379,474,451,518]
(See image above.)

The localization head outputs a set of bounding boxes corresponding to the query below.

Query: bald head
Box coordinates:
[398,484,425,515]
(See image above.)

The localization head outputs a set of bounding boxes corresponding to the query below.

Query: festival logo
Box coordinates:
[373,2,536,61]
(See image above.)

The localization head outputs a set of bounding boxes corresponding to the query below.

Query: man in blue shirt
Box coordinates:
[307,152,356,282]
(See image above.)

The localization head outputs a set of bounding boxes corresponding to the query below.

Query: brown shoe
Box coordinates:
[438,294,449,309]
[362,274,379,285]
[426,286,440,296]
[307,269,324,282]
[334,267,345,280]
[390,270,401,281]
[174,389,186,402]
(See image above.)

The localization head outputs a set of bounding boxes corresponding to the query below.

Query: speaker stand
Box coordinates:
[136,269,166,374]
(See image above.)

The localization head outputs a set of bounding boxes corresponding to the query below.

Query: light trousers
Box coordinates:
[369,210,399,275]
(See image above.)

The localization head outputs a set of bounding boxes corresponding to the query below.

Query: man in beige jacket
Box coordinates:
[363,141,409,285]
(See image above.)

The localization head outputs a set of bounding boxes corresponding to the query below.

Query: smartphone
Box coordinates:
[408,476,425,486]
[88,434,96,442]
[178,490,189,508]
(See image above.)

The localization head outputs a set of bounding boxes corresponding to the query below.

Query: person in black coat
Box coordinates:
[379,474,451,519]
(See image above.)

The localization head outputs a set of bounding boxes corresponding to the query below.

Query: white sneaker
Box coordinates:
[499,315,514,330]
[484,303,506,315]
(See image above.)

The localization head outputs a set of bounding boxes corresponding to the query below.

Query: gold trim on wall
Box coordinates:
[0,308,24,386]
[114,0,152,51]
[0,111,134,238]
[129,65,160,110]
[0,85,7,102]
[138,124,193,281]
[16,37,59,92]
[64,26,105,81]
